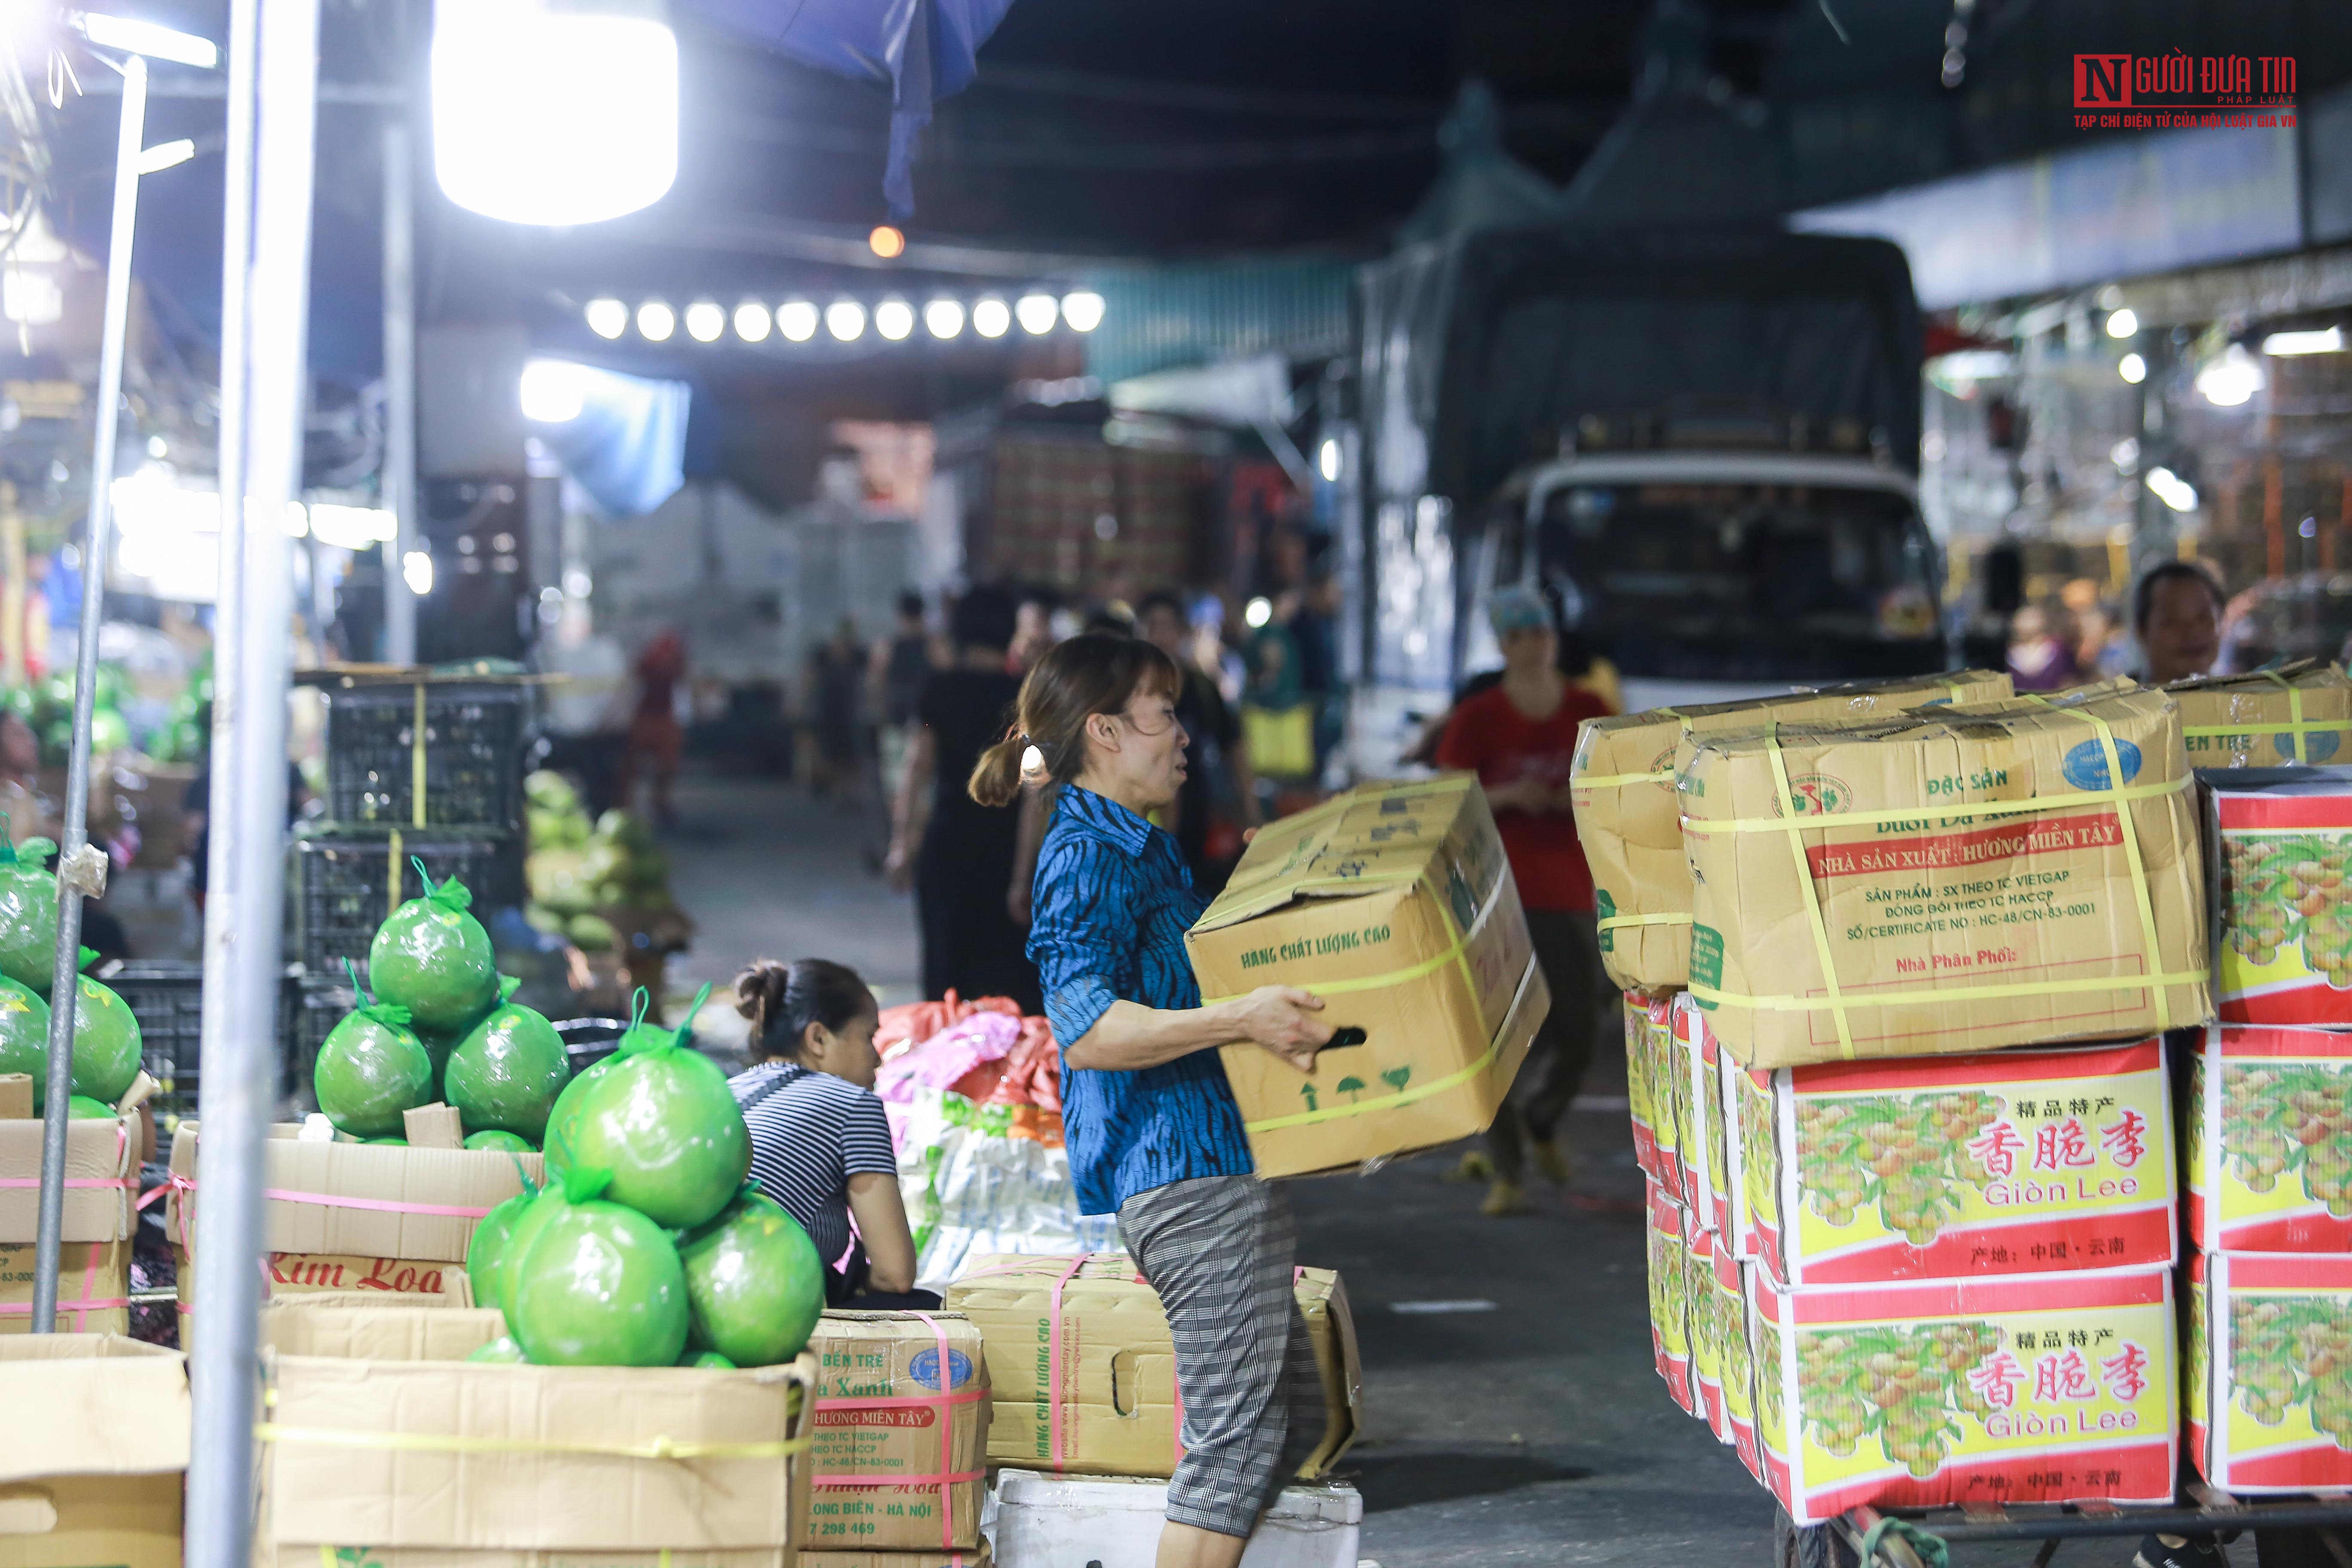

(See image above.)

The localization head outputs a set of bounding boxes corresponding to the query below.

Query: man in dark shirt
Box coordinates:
[1137,590,1259,894]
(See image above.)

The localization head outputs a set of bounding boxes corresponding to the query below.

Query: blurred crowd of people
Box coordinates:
[2004,561,2226,691]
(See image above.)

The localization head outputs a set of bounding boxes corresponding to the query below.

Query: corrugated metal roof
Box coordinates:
[1081,257,1357,384]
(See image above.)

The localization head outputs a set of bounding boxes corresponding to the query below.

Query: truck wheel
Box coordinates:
[1774,1507,1854,1568]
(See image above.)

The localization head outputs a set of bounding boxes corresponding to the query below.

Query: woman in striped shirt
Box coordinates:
[728,958,937,1310]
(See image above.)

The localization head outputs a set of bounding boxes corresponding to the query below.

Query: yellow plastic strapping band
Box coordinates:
[2027,697,2173,1033]
[1690,967,2209,1014]
[2179,671,2352,749]
[1596,912,1693,932]
[386,828,404,924]
[1680,774,2190,836]
[411,682,428,828]
[1762,725,1854,1059]
[1571,769,1675,789]
[258,1422,813,1462]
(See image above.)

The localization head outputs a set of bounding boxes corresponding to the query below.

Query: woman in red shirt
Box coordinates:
[1436,585,1613,1216]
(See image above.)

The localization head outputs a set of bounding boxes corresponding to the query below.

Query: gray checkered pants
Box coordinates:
[1118,1174,1326,1537]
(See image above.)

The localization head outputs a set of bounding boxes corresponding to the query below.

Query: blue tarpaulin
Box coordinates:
[536,363,694,519]
[680,0,1016,216]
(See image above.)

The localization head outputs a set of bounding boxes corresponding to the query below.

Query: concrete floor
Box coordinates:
[655,771,2151,1568]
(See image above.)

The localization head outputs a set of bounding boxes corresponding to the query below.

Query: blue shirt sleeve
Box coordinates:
[1029,834,1144,1051]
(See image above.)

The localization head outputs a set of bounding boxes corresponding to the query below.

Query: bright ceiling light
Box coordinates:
[2105,307,2138,338]
[778,300,818,342]
[1060,291,1105,333]
[636,300,674,341]
[82,12,219,67]
[1016,294,1057,334]
[136,138,196,175]
[430,0,678,227]
[874,299,914,341]
[925,299,964,339]
[3,269,63,327]
[683,300,725,342]
[826,300,866,341]
[2195,343,2264,407]
[1244,596,1273,629]
[585,297,627,339]
[2147,466,2199,513]
[972,298,1011,339]
[403,550,435,595]
[2118,352,2147,384]
[2264,326,2344,356]
[733,301,770,342]
[869,225,905,259]
[1317,438,1340,483]
[308,503,398,550]
[519,358,591,423]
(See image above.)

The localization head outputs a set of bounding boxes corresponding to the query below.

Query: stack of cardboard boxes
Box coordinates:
[1585,682,2219,1525]
[0,1075,141,1334]
[0,1335,188,1568]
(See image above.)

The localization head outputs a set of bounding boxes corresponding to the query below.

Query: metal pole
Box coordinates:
[29,52,147,1334]
[383,113,417,665]
[184,5,315,1568]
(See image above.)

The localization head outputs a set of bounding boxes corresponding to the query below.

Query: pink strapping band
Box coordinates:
[0,1242,123,1331]
[263,1188,493,1218]
[811,1310,976,1550]
[1047,1256,1087,1470]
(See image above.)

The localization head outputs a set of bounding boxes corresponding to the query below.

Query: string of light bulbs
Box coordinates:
[582,289,1106,344]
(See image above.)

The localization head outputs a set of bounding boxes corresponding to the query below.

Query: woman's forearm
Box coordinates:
[1065,998,1246,1072]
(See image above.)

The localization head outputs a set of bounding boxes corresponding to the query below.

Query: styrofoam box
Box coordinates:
[989,1470,1363,1568]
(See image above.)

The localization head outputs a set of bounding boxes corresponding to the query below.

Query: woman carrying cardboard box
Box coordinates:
[970,632,1336,1568]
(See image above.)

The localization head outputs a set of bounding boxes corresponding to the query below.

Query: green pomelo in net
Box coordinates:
[367,1137,409,1145]
[508,1171,688,1368]
[467,1336,530,1364]
[0,836,59,995]
[312,991,433,1139]
[465,1187,536,1311]
[551,984,748,1230]
[679,1188,826,1366]
[64,977,142,1106]
[489,1184,572,1321]
[678,1350,736,1369]
[0,978,51,1091]
[445,985,571,1141]
[66,1094,116,1118]
[465,1129,536,1153]
[538,987,650,1156]
[368,861,498,1034]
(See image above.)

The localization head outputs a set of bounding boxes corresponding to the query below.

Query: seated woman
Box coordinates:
[729,957,937,1309]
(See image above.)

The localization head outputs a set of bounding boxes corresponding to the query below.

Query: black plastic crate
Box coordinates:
[99,960,305,1118]
[317,679,533,831]
[293,831,521,980]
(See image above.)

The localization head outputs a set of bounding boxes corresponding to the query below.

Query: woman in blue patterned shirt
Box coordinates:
[970,633,1334,1568]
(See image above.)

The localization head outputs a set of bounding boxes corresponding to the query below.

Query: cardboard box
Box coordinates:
[1735,1037,2173,1288]
[806,1313,989,1551]
[0,1074,28,1120]
[940,1254,1360,1481]
[2187,1249,2352,1492]
[1681,685,2209,1067]
[1672,995,1731,1232]
[165,1120,540,1262]
[255,1305,818,1568]
[2172,660,2352,770]
[177,1246,475,1358]
[0,1115,135,1244]
[2188,1024,2352,1252]
[1645,1181,1697,1416]
[1569,671,2012,993]
[1749,1265,2176,1525]
[1623,994,1680,1194]
[0,1335,187,1568]
[1186,776,1547,1177]
[2208,769,2352,1027]
[1707,1246,1762,1479]
[800,1550,989,1568]
[0,1239,129,1335]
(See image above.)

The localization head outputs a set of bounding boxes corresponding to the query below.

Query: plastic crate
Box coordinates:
[100,961,305,1118]
[293,831,521,980]
[317,679,533,832]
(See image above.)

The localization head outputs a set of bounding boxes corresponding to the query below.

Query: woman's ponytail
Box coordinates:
[968,729,1028,809]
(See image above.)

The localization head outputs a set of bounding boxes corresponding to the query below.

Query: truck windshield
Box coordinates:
[1537,480,1942,683]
